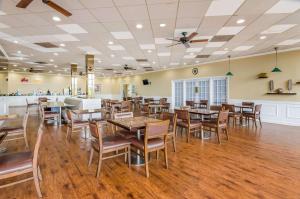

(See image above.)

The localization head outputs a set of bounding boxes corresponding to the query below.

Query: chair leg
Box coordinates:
[84,127,87,139]
[144,149,149,178]
[259,117,262,127]
[88,148,94,167]
[164,143,168,169]
[33,168,42,198]
[172,135,176,152]
[187,128,190,143]
[96,152,103,178]
[128,146,131,167]
[23,129,29,149]
[156,150,159,160]
[254,117,257,128]
[66,126,70,140]
[37,166,43,181]
[225,127,229,140]
[216,128,220,144]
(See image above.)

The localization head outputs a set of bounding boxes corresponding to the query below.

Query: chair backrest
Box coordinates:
[186,100,194,107]
[200,100,208,108]
[121,100,131,111]
[210,105,222,111]
[144,98,154,103]
[142,104,149,113]
[221,104,235,112]
[159,98,167,104]
[217,110,229,125]
[38,97,48,103]
[89,121,103,151]
[254,104,262,114]
[145,120,170,140]
[161,112,177,132]
[242,101,254,107]
[114,112,133,119]
[33,123,45,170]
[175,109,190,122]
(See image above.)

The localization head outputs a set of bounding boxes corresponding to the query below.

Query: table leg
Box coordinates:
[131,129,145,166]
[59,107,62,126]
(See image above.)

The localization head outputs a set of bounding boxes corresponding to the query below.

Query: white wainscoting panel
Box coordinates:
[229,99,300,126]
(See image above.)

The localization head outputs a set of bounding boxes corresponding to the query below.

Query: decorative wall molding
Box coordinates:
[229,99,300,126]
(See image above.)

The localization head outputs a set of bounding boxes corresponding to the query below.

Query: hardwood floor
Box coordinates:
[1,107,300,199]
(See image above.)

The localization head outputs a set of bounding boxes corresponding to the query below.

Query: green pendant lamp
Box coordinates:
[226,55,234,76]
[272,47,282,72]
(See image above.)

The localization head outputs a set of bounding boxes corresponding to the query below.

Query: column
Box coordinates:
[86,54,95,98]
[71,63,78,96]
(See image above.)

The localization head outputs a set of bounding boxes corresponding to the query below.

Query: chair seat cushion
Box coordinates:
[129,137,164,150]
[177,120,201,129]
[102,136,131,150]
[0,151,32,175]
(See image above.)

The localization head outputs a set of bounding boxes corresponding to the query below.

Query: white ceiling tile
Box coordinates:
[89,7,123,22]
[157,52,171,56]
[206,42,226,47]
[111,31,134,39]
[217,26,245,35]
[118,5,149,21]
[186,47,203,53]
[139,44,156,49]
[266,0,300,14]
[183,54,196,59]
[278,39,300,45]
[212,51,229,55]
[57,24,88,34]
[122,56,135,60]
[78,46,102,54]
[0,22,9,28]
[205,0,245,16]
[261,24,297,34]
[155,38,172,44]
[108,45,125,50]
[233,46,254,51]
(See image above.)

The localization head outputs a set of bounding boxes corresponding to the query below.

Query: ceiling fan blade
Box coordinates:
[190,39,209,43]
[167,43,181,47]
[166,38,180,42]
[43,0,72,17]
[184,42,190,48]
[187,32,198,41]
[16,0,33,8]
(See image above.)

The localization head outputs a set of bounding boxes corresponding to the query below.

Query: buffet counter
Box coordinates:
[0,95,68,107]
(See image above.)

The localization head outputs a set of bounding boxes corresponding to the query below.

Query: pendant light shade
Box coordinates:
[226,55,233,76]
[272,47,282,72]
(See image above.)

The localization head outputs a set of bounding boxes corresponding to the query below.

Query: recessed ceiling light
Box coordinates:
[23,68,26,71]
[64,69,67,72]
[17,50,21,54]
[97,60,102,63]
[160,23,166,27]
[195,61,200,63]
[54,65,58,68]
[50,59,54,62]
[183,62,187,65]
[260,35,267,40]
[136,24,143,29]
[108,41,114,45]
[3,67,7,70]
[224,48,229,50]
[189,52,195,56]
[152,61,156,64]
[13,64,17,67]
[49,70,52,73]
[59,43,65,47]
[163,66,166,69]
[14,40,18,44]
[236,19,245,24]
[147,50,152,53]
[110,54,115,58]
[52,16,61,22]
[53,53,58,56]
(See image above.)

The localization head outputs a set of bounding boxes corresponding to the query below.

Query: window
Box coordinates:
[174,81,184,107]
[172,77,228,108]
[213,78,227,105]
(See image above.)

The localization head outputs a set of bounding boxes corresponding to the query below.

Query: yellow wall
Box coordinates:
[98,50,300,101]
[0,72,8,94]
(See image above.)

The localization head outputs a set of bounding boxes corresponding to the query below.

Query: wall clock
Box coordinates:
[192,68,198,75]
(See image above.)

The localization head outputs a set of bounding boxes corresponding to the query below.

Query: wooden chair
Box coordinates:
[141,104,150,116]
[222,104,241,127]
[0,112,29,148]
[130,120,170,178]
[243,104,262,128]
[161,112,177,152]
[40,105,60,124]
[175,109,201,143]
[144,98,154,104]
[0,123,44,197]
[202,110,229,144]
[88,121,131,178]
[186,100,195,108]
[199,100,208,109]
[113,112,135,139]
[66,110,89,140]
[120,100,132,112]
[242,102,255,113]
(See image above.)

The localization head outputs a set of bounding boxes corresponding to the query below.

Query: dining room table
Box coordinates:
[41,102,75,125]
[107,116,161,166]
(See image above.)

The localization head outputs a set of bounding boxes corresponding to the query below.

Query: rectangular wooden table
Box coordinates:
[107,116,161,166]
[41,102,75,125]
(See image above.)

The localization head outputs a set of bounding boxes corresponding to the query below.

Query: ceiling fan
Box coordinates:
[123,64,136,71]
[16,0,72,17]
[166,32,208,48]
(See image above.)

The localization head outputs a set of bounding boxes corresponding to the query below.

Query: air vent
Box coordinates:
[143,67,152,69]
[196,55,210,58]
[29,68,45,73]
[115,72,122,75]
[136,58,148,62]
[104,68,113,71]
[34,61,48,64]
[210,35,234,42]
[34,42,58,48]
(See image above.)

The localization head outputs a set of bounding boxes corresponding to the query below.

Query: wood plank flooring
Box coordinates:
[1,107,300,199]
